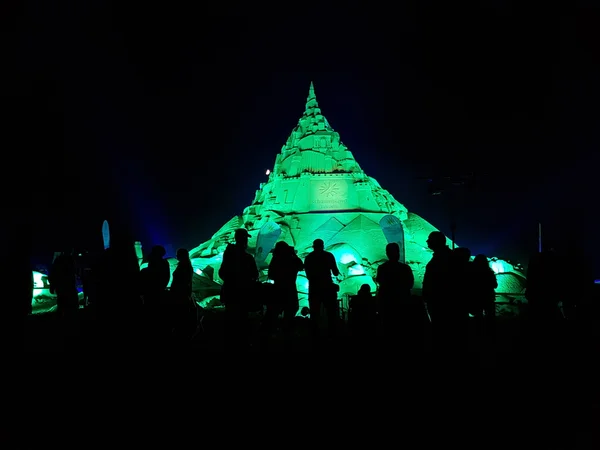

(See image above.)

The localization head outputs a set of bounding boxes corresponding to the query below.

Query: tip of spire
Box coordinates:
[308,81,316,102]
[305,81,318,112]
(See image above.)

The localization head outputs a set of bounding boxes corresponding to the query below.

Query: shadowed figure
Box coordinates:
[141,245,170,308]
[266,241,304,343]
[558,240,596,351]
[525,243,563,350]
[304,238,340,341]
[349,284,377,348]
[219,228,259,351]
[76,251,95,307]
[448,246,472,351]
[49,249,79,316]
[140,244,171,342]
[49,248,80,346]
[423,231,453,351]
[375,242,417,348]
[558,239,593,320]
[170,248,195,340]
[94,227,141,347]
[471,254,498,346]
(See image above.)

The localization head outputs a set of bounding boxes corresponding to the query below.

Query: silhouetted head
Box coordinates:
[358,284,371,296]
[300,306,310,317]
[110,228,135,255]
[273,241,290,256]
[234,228,251,248]
[473,254,490,268]
[453,247,471,263]
[176,248,189,262]
[150,245,166,259]
[561,237,584,257]
[313,239,324,251]
[426,231,447,251]
[386,242,400,262]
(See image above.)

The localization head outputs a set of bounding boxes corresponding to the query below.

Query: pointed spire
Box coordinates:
[308,81,316,102]
[305,81,318,110]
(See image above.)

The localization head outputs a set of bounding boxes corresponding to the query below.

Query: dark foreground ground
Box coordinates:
[21,307,600,444]
[23,305,600,356]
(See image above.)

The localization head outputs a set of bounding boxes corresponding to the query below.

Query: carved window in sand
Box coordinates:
[313,135,331,150]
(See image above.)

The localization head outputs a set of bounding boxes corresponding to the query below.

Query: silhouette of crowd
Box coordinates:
[9,222,599,355]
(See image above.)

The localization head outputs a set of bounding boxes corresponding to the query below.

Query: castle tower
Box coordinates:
[180,83,526,309]
[274,82,362,177]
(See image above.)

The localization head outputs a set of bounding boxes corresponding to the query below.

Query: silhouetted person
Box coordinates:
[526,244,562,318]
[266,241,304,344]
[304,238,340,341]
[219,228,259,350]
[558,241,596,350]
[48,249,80,348]
[76,250,95,307]
[349,284,377,348]
[170,248,195,340]
[471,254,498,345]
[526,243,563,349]
[558,239,592,322]
[49,249,79,316]
[376,242,416,348]
[448,246,472,351]
[422,231,453,351]
[141,245,170,307]
[94,227,141,347]
[140,245,170,339]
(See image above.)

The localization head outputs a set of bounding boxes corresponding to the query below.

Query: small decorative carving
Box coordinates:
[314,135,331,149]
[319,181,340,198]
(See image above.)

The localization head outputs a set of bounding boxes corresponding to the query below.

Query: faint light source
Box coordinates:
[266,169,270,175]
[491,261,505,274]
[195,269,203,275]
[32,272,45,289]
[339,253,356,264]
[348,264,365,276]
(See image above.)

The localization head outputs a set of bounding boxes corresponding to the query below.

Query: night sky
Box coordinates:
[9,4,600,273]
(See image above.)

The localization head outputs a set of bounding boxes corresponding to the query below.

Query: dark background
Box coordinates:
[6,3,599,273]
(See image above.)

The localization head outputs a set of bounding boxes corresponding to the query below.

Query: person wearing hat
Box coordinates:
[219,228,258,349]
